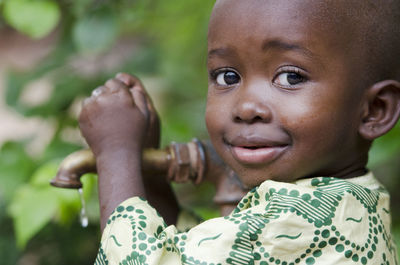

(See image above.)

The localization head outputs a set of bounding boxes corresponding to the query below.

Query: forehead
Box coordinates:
[208,0,355,58]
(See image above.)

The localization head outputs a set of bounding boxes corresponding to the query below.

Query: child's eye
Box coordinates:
[215,71,241,86]
[273,70,307,88]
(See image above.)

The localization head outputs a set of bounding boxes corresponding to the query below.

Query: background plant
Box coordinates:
[0,0,398,264]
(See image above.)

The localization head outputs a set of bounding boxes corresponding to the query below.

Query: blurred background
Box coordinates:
[0,0,398,264]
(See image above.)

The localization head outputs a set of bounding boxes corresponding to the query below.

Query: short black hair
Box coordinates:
[211,0,400,83]
[324,0,400,81]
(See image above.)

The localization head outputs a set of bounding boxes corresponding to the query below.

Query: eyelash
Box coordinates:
[209,66,309,88]
[273,66,309,89]
[209,68,236,80]
[209,68,241,87]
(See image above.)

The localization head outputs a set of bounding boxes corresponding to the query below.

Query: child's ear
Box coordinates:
[359,80,400,140]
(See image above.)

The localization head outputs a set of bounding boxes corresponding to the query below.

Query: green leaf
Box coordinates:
[73,10,118,54]
[33,161,83,225]
[41,137,81,162]
[8,185,59,248]
[4,71,31,112]
[3,0,60,39]
[30,159,60,187]
[69,0,92,18]
[0,141,36,203]
[8,160,87,248]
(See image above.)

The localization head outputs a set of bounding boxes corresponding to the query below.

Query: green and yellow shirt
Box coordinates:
[96,172,398,264]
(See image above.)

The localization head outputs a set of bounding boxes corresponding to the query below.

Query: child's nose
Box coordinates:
[232,83,272,124]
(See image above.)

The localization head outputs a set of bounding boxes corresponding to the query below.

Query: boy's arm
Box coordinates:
[79,73,178,231]
[143,173,179,226]
[95,146,144,231]
[116,73,179,226]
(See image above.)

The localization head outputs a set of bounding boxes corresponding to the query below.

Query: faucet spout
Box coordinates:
[50,149,96,189]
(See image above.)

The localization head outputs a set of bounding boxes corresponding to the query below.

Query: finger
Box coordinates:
[81,98,91,110]
[91,86,106,97]
[146,98,158,122]
[127,86,155,117]
[116,72,145,89]
[116,73,153,102]
[116,73,155,103]
[105,78,128,92]
[131,87,149,117]
[145,94,157,113]
[116,73,158,121]
[80,97,95,122]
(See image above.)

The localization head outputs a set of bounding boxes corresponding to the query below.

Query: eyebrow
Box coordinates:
[261,39,315,58]
[207,40,319,69]
[208,40,315,60]
[208,47,237,59]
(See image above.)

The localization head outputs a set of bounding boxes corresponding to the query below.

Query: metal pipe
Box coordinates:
[50,139,248,214]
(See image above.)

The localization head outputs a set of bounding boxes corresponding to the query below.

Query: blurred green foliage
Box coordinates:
[1,0,213,263]
[3,0,60,39]
[0,0,398,264]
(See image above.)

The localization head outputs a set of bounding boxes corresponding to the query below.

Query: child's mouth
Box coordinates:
[224,135,290,165]
[242,146,265,149]
[231,145,288,165]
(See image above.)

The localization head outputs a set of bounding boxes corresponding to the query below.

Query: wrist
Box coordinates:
[96,148,142,181]
[96,146,146,231]
[96,143,141,161]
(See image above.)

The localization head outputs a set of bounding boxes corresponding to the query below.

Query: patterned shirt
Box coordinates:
[95,172,398,264]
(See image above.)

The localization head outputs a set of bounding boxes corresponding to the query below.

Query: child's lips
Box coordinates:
[225,136,290,165]
[231,145,288,165]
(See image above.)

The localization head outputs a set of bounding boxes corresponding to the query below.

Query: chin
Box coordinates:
[236,169,272,189]
[235,167,296,188]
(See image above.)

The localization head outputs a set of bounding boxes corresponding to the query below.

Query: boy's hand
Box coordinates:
[79,73,160,158]
[79,73,162,230]
[117,73,160,149]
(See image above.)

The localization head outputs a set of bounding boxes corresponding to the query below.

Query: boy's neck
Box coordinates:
[328,167,368,180]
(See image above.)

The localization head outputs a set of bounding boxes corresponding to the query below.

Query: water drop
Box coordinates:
[78,188,89,228]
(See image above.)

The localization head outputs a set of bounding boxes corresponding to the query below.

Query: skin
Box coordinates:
[79,0,400,230]
[79,73,179,231]
[206,0,400,188]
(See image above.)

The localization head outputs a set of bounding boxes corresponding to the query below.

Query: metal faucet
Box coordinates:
[50,139,248,215]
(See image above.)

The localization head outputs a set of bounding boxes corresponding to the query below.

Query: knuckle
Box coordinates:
[116,72,136,83]
[105,78,125,91]
[116,72,130,79]
[81,97,91,106]
[104,79,114,87]
[91,86,106,97]
[116,73,147,91]
[81,97,95,112]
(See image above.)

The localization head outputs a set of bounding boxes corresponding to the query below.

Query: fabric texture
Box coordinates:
[95,172,398,265]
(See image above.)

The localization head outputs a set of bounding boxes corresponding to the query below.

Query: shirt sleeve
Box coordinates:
[95,196,242,265]
[96,197,175,264]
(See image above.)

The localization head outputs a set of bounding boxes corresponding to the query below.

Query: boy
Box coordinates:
[79,0,400,264]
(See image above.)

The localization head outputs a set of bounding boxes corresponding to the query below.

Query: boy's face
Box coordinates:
[206,0,369,187]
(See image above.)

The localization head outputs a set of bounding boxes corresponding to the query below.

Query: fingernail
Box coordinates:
[92,88,102,97]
